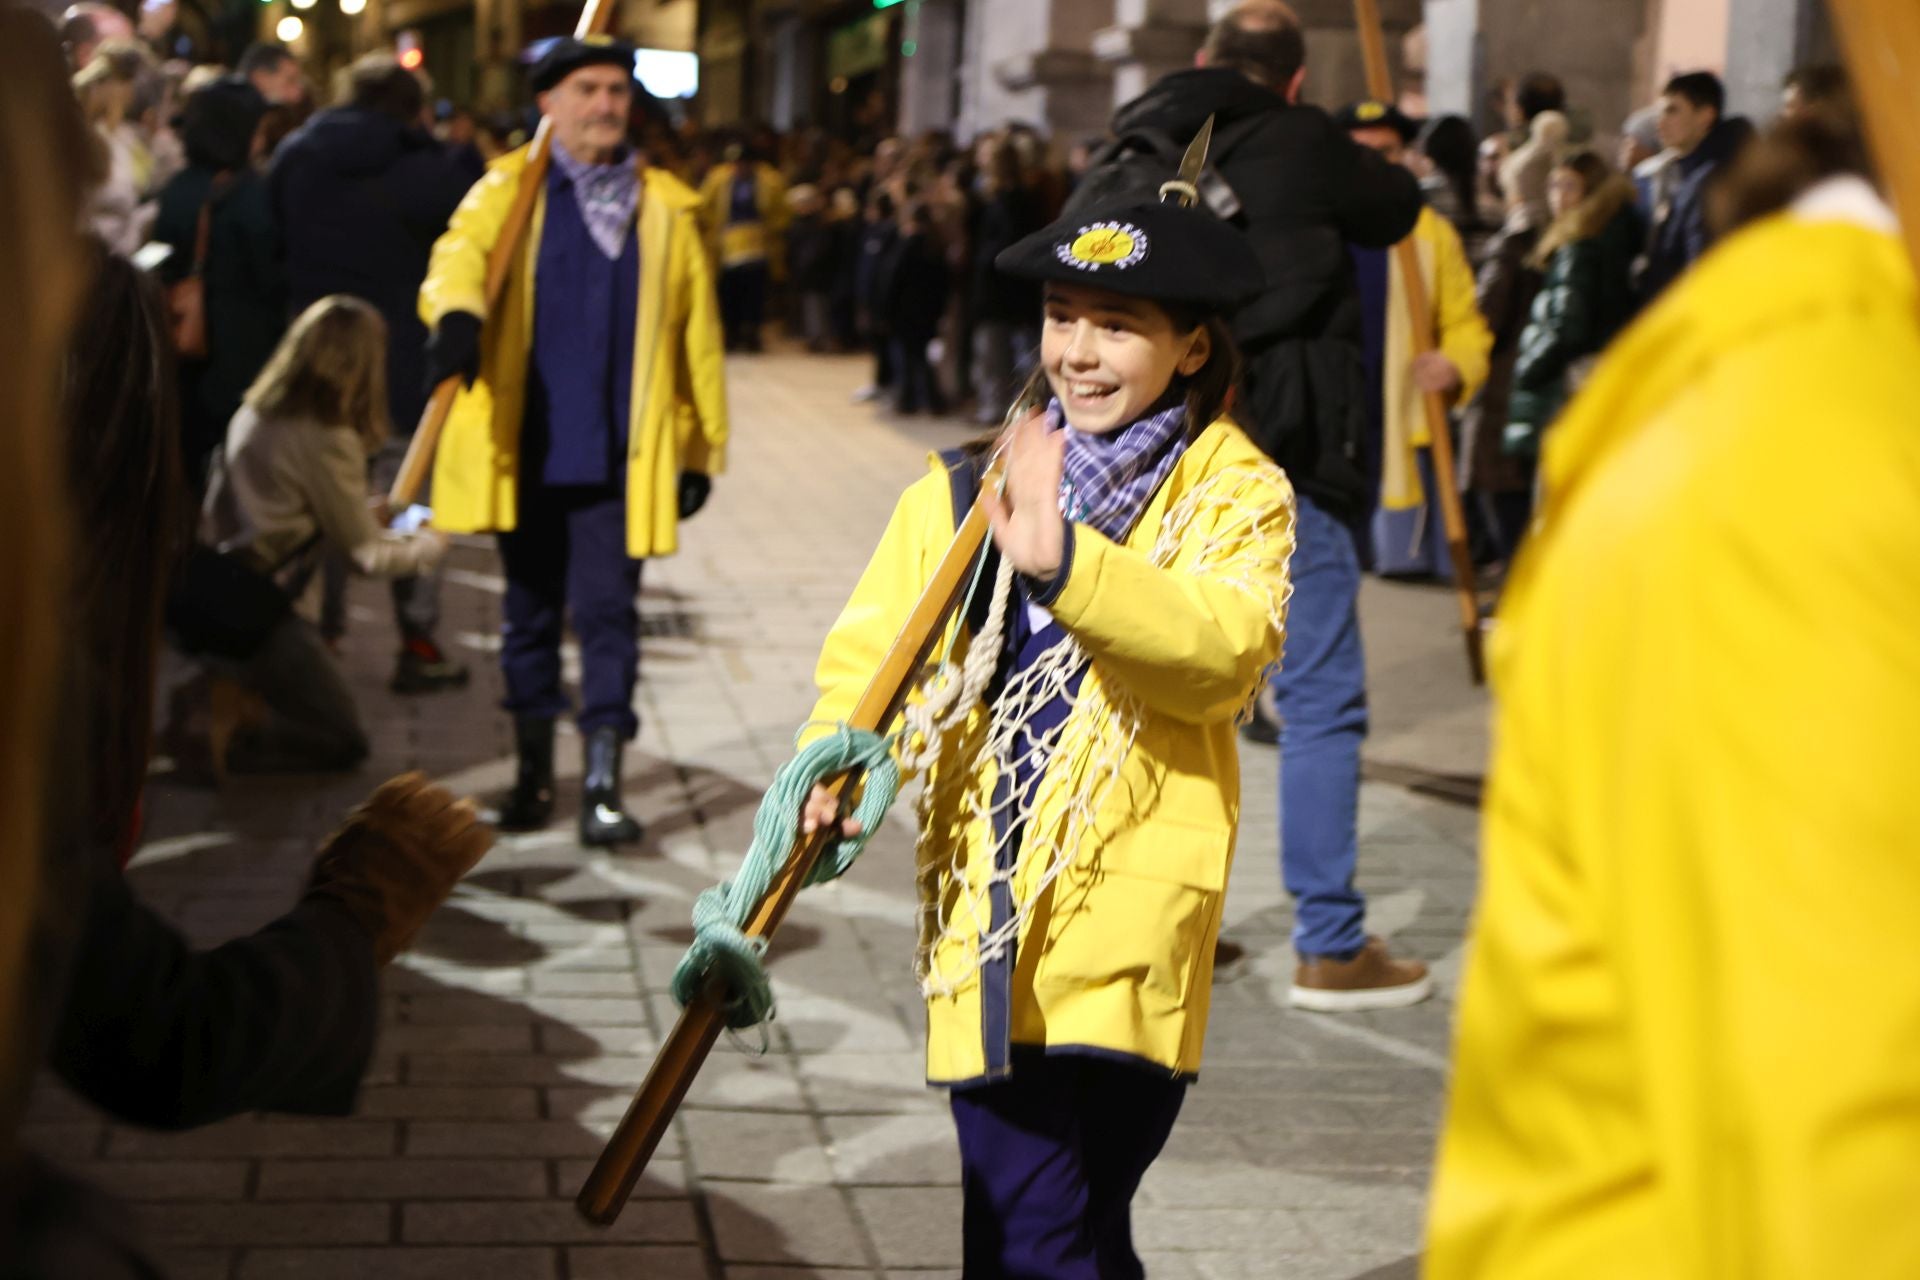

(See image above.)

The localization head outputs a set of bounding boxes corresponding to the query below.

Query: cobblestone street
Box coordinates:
[23,349,1490,1280]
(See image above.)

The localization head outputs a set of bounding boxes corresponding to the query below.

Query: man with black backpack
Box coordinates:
[1064,0,1431,1011]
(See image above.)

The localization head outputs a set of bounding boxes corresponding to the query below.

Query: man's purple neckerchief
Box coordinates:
[550,137,639,261]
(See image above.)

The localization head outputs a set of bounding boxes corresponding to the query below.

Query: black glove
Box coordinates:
[677,471,712,520]
[424,311,483,393]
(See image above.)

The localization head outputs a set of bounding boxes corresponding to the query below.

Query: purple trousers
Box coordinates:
[949,1053,1187,1278]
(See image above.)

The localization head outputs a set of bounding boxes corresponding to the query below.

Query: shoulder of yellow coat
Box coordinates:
[486,143,534,180]
[1540,214,1914,512]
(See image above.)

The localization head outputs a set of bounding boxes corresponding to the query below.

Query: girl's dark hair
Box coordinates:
[62,242,186,851]
[1161,309,1243,435]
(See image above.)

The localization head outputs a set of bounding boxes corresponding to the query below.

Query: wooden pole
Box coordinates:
[575,463,1005,1225]
[1828,0,1920,276]
[386,0,619,509]
[1351,0,1486,684]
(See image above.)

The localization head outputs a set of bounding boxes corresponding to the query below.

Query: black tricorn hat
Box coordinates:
[993,121,1265,312]
[528,34,636,93]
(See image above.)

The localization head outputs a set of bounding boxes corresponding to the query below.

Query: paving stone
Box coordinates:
[682,1111,833,1184]
[402,1198,699,1245]
[552,1158,691,1198]
[405,1053,654,1087]
[405,1120,672,1159]
[107,1119,397,1160]
[566,1246,709,1279]
[848,1186,963,1269]
[257,1158,549,1200]
[75,1159,250,1202]
[138,1201,392,1247]
[355,1085,541,1120]
[820,1114,960,1186]
[151,1248,234,1280]
[237,1247,557,1280]
[705,1182,870,1267]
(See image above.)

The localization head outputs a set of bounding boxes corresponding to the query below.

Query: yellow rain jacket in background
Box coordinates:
[698,161,790,281]
[418,146,728,558]
[1426,193,1920,1278]
[807,420,1295,1085]
[1381,205,1492,511]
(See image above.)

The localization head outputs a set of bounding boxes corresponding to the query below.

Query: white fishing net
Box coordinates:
[894,459,1294,1000]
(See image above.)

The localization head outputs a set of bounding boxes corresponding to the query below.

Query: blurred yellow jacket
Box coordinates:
[1426,198,1920,1278]
[1381,205,1491,511]
[698,161,790,280]
[417,146,728,558]
[806,420,1294,1085]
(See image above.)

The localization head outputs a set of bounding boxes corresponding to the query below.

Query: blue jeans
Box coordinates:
[1273,492,1369,959]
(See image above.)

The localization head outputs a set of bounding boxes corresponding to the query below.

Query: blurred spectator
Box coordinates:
[1506,150,1640,460]
[1637,71,1752,303]
[1498,105,1569,232]
[700,140,789,352]
[786,184,836,349]
[1459,162,1547,563]
[1503,71,1566,138]
[132,59,187,191]
[930,154,976,407]
[1412,114,1489,260]
[850,188,898,404]
[1779,63,1850,122]
[967,135,1042,424]
[73,38,157,256]
[270,51,476,694]
[183,297,447,775]
[880,202,949,415]
[826,185,862,349]
[59,0,131,70]
[238,42,303,107]
[1618,102,1668,216]
[152,75,286,494]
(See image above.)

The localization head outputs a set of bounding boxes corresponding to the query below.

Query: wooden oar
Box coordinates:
[1828,0,1920,276]
[574,449,1007,1224]
[385,0,619,509]
[1351,0,1487,684]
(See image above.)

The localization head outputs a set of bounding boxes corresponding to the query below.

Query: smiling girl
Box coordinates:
[798,155,1296,1274]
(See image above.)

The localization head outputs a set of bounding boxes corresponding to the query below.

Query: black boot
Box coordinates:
[485,716,555,831]
[579,726,642,847]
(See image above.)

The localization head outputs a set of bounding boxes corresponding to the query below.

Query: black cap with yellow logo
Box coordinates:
[528,34,637,93]
[1335,98,1418,141]
[992,186,1264,312]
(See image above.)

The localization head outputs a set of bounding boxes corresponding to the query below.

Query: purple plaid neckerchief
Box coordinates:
[550,138,639,261]
[1053,396,1189,542]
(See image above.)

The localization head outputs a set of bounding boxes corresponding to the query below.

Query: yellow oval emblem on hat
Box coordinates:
[1058,221,1150,271]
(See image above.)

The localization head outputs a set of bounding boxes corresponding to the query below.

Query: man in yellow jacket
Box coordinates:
[1425,141,1920,1275]
[418,36,727,847]
[1340,99,1492,578]
[698,142,788,352]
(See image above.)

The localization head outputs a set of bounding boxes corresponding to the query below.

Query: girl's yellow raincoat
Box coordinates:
[807,419,1295,1085]
[1426,193,1920,1278]
[418,147,728,558]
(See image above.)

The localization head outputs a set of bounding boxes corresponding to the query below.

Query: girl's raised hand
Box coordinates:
[984,410,1066,580]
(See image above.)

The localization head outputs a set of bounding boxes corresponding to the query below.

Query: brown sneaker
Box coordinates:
[1290,936,1432,1012]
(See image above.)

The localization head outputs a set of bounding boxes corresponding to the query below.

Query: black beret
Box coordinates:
[993,196,1265,312]
[528,35,636,93]
[1336,98,1418,141]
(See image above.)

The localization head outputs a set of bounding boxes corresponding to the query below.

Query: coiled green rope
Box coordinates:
[669,725,902,1029]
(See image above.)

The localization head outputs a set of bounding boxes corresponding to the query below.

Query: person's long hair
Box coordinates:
[1530,150,1637,267]
[244,295,393,449]
[0,1,93,1140]
[62,242,186,855]
[1417,115,1480,224]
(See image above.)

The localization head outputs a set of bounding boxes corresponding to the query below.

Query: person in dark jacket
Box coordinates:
[269,53,476,694]
[967,135,1043,423]
[850,188,898,403]
[1459,181,1545,564]
[152,75,285,496]
[1102,1,1429,1009]
[881,202,950,415]
[1507,150,1642,459]
[785,184,836,349]
[1637,71,1752,304]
